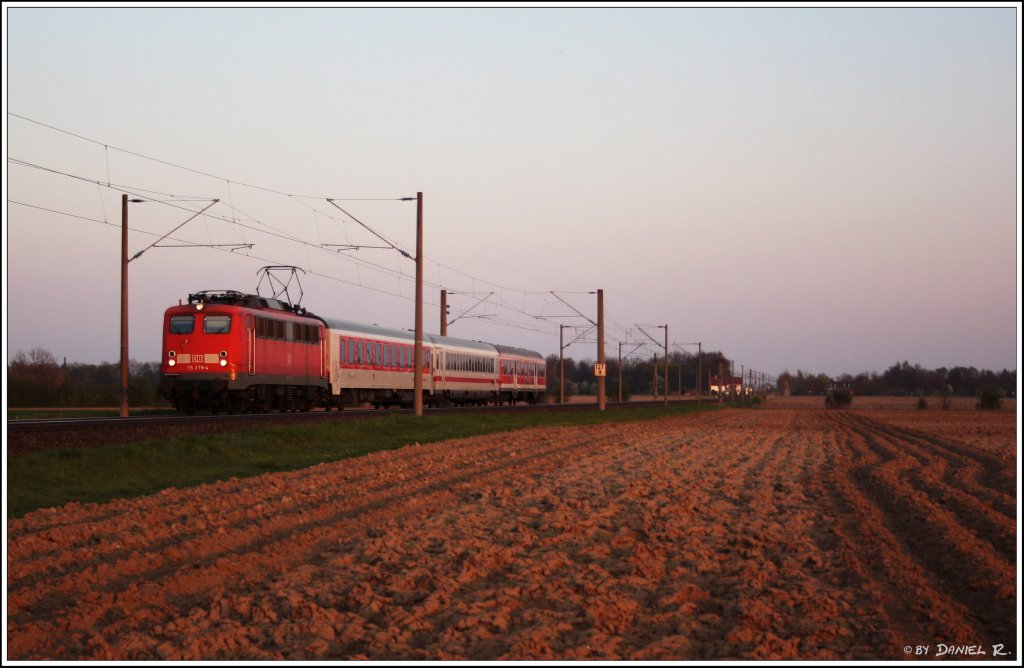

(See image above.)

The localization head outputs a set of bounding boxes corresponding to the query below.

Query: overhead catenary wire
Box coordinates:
[7,194,558,337]
[9,156,583,337]
[8,113,589,300]
[7,112,656,345]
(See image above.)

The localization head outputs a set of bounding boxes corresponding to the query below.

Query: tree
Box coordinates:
[7,347,64,406]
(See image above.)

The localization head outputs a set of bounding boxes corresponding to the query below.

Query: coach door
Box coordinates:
[320,326,326,379]
[247,316,256,376]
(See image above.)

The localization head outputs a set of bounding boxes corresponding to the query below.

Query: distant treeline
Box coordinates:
[8,346,730,407]
[7,348,164,408]
[6,347,1016,408]
[778,361,1016,398]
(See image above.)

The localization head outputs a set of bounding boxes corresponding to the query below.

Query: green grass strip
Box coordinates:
[7,408,177,420]
[7,402,721,519]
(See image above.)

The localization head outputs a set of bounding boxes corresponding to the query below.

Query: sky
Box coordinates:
[3,4,1021,379]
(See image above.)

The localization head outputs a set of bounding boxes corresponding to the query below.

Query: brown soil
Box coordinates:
[6,403,1017,661]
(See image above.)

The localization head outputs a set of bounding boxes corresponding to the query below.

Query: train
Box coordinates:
[159,290,547,413]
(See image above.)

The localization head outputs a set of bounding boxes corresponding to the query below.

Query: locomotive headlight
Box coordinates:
[220,350,228,367]
[168,358,176,367]
[220,359,228,367]
[196,302,205,311]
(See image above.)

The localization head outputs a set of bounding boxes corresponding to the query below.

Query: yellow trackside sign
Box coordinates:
[594,363,606,377]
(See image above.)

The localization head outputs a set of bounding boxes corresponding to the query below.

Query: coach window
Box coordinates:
[384,345,391,367]
[169,315,195,334]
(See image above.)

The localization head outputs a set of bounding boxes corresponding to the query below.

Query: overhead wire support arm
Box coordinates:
[321,243,395,253]
[128,198,219,262]
[620,341,647,359]
[566,325,595,347]
[446,291,495,326]
[634,324,665,347]
[326,198,412,259]
[155,243,254,252]
[549,291,597,325]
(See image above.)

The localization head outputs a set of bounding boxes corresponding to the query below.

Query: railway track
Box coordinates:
[5,400,681,458]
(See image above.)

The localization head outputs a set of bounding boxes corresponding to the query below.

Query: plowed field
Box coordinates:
[6,404,1018,661]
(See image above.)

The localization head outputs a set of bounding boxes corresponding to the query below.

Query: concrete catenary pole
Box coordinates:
[697,341,702,404]
[559,324,565,404]
[120,194,129,418]
[440,289,447,337]
[653,353,658,400]
[618,341,623,403]
[414,192,424,417]
[663,324,669,406]
[597,289,606,411]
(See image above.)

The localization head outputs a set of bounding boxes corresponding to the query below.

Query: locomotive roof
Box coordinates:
[186,290,317,317]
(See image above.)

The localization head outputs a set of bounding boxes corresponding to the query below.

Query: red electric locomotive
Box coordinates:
[160,290,328,413]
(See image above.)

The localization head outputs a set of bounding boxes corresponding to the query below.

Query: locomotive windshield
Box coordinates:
[203,315,232,334]
[169,315,195,334]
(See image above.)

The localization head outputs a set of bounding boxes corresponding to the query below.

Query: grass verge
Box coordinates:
[7,403,720,519]
[7,408,176,420]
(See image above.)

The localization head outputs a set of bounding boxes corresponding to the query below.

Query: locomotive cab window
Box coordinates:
[203,315,231,334]
[169,315,195,334]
